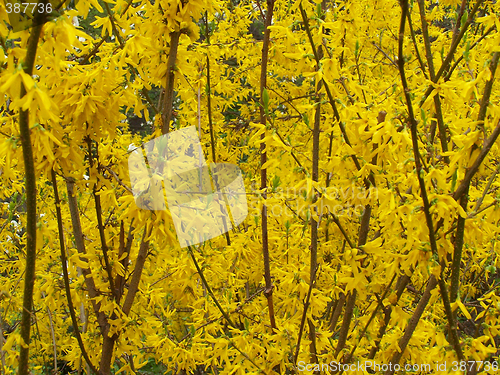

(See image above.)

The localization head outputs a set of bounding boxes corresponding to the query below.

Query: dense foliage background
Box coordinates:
[0,0,500,373]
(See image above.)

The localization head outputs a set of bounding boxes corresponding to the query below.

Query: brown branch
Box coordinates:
[419,0,486,107]
[451,0,468,46]
[329,292,345,333]
[335,290,356,359]
[202,13,231,246]
[140,87,159,115]
[187,245,236,328]
[100,224,149,375]
[78,0,134,64]
[114,220,134,304]
[329,214,355,249]
[121,226,151,316]
[417,0,449,161]
[325,129,335,243]
[161,31,181,133]
[100,164,133,193]
[87,139,117,301]
[299,3,375,190]
[453,119,500,202]
[450,186,468,316]
[45,300,57,374]
[17,6,47,372]
[398,0,464,362]
[305,6,330,361]
[477,52,500,135]
[103,2,125,48]
[259,0,277,332]
[205,12,217,164]
[342,273,397,370]
[450,50,499,329]
[293,265,319,365]
[434,118,500,236]
[66,179,109,335]
[371,42,398,68]
[0,314,5,373]
[406,10,428,79]
[471,162,500,215]
[385,275,438,374]
[335,206,372,358]
[445,26,496,81]
[369,274,410,359]
[51,170,99,374]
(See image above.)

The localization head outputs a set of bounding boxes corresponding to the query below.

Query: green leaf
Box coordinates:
[262,88,269,114]
[461,11,468,28]
[451,169,458,192]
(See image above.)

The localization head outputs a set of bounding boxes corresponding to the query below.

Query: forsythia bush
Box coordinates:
[0,0,499,373]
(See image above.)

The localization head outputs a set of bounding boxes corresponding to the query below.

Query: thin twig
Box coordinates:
[293,265,319,365]
[44,297,57,374]
[445,26,496,81]
[188,245,236,328]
